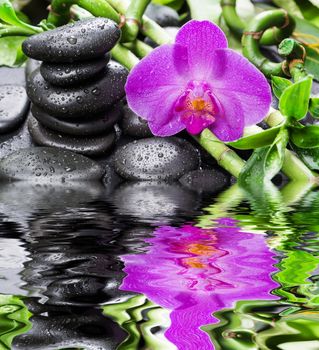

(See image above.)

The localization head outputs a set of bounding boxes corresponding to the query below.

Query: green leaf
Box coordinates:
[0,36,27,66]
[292,144,319,170]
[271,76,293,99]
[295,0,319,26]
[309,97,319,118]
[238,127,289,188]
[279,76,313,120]
[291,125,319,148]
[228,125,282,150]
[294,18,319,80]
[272,0,303,18]
[0,0,39,32]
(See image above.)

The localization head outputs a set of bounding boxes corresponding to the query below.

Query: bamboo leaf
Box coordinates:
[291,125,319,148]
[271,76,293,99]
[279,76,313,120]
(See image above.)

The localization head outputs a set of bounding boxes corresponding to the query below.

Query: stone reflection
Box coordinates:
[112,181,200,224]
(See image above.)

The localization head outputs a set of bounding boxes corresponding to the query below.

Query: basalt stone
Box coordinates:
[114,137,200,181]
[120,105,152,138]
[179,169,230,193]
[0,119,34,159]
[40,54,110,86]
[27,62,128,118]
[0,147,104,182]
[0,85,29,133]
[28,116,116,156]
[22,18,121,62]
[145,4,179,27]
[31,103,122,136]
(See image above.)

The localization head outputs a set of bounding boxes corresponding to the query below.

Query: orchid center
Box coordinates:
[175,81,220,134]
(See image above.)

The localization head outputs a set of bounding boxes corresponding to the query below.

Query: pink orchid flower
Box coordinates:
[125,20,272,141]
[120,220,279,350]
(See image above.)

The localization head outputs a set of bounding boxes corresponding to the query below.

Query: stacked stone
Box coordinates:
[22,18,128,157]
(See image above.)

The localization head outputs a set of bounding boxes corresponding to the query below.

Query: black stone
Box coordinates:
[179,168,230,193]
[114,137,200,181]
[28,116,116,156]
[0,85,30,134]
[40,54,110,86]
[31,103,122,136]
[0,119,34,159]
[22,18,121,62]
[0,147,104,182]
[27,62,128,118]
[145,4,179,27]
[120,105,152,138]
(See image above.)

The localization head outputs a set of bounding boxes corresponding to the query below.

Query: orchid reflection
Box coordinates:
[120,219,279,350]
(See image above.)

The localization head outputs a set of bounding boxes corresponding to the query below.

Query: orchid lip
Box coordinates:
[174,81,221,135]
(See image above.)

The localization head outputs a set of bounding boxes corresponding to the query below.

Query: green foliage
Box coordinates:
[0,36,25,66]
[279,76,313,120]
[0,294,32,349]
[229,125,283,150]
[238,127,289,187]
[293,145,319,170]
[290,125,319,148]
[272,0,303,18]
[186,0,221,23]
[0,0,39,32]
[271,76,292,99]
[309,97,319,118]
[294,18,319,80]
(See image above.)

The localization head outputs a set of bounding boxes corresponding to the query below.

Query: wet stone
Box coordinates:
[145,4,179,27]
[28,116,116,156]
[0,85,30,134]
[114,137,200,181]
[40,54,110,86]
[31,102,122,136]
[120,105,152,138]
[22,18,121,62]
[0,119,34,159]
[179,169,230,193]
[0,147,104,182]
[27,62,128,118]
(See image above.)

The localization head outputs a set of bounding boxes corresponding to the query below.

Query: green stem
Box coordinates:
[242,9,295,77]
[106,0,172,45]
[0,25,38,37]
[124,39,152,58]
[221,0,294,45]
[124,0,151,42]
[47,0,120,26]
[195,129,246,178]
[111,43,139,70]
[264,109,315,182]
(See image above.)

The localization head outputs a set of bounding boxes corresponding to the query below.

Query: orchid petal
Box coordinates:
[209,95,245,141]
[175,20,228,79]
[125,44,188,128]
[210,49,272,126]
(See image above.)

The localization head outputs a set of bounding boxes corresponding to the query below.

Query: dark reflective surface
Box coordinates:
[0,180,319,349]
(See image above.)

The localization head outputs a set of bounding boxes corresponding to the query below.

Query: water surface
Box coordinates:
[0,180,318,349]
